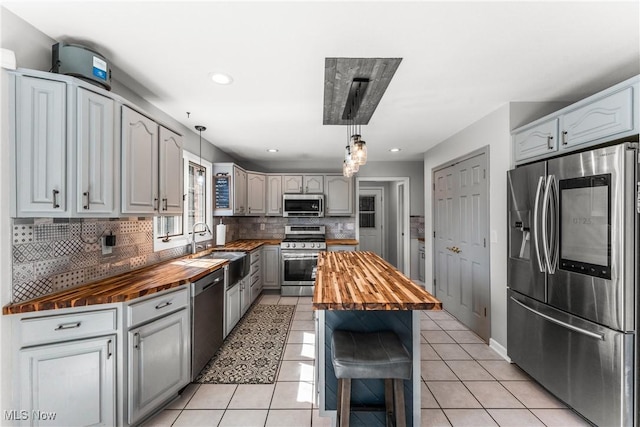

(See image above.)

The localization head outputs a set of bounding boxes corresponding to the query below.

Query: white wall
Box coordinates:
[423,101,571,350]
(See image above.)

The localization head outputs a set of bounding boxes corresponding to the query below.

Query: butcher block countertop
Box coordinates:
[326,239,359,246]
[3,257,228,315]
[313,251,442,311]
[210,239,281,251]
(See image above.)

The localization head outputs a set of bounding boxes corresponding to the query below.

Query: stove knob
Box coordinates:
[310,243,315,249]
[286,243,290,248]
[301,243,306,248]
[292,243,296,248]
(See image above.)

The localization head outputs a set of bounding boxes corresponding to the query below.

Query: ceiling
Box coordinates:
[3,1,639,169]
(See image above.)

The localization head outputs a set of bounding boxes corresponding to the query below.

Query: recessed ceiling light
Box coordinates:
[266,148,279,153]
[389,148,401,152]
[210,72,233,85]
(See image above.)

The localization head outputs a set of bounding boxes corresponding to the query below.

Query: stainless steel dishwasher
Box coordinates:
[191,266,225,380]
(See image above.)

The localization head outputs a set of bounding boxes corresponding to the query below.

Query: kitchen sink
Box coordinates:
[204,252,249,287]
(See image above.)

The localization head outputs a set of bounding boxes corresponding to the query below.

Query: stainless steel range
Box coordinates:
[281,225,326,296]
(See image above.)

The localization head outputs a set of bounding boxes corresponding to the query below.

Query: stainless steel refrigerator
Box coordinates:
[507,142,638,427]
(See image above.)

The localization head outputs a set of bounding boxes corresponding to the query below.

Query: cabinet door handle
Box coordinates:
[52,189,60,209]
[155,301,172,310]
[562,131,568,145]
[55,321,81,331]
[547,136,554,150]
[162,198,168,211]
[154,197,159,210]
[133,332,140,349]
[83,191,90,210]
[107,339,113,359]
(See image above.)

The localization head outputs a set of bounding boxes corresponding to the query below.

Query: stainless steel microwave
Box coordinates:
[282,194,324,217]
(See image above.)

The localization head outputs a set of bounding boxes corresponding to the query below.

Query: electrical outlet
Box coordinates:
[101,237,113,255]
[260,223,265,230]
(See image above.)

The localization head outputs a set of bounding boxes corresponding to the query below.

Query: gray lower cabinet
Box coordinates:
[240,277,251,316]
[225,281,241,337]
[127,307,190,425]
[18,335,116,427]
[262,245,281,290]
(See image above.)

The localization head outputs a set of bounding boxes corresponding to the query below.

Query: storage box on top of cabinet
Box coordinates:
[10,69,119,217]
[513,75,639,164]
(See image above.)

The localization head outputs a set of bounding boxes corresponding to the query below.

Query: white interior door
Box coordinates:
[359,188,384,257]
[434,152,490,341]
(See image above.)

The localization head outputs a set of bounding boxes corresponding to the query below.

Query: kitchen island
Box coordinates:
[313,251,441,427]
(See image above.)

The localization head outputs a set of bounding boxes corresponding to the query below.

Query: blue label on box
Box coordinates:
[93,67,107,80]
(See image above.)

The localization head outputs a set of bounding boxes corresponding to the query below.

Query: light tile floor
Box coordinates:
[143,295,591,427]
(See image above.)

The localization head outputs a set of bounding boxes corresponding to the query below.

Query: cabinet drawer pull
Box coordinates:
[155,301,172,310]
[83,191,90,210]
[547,136,554,149]
[55,321,81,331]
[562,131,568,145]
[52,189,60,209]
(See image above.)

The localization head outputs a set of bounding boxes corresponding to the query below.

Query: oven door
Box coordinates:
[281,250,319,287]
[546,142,637,332]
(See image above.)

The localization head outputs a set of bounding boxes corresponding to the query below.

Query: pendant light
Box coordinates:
[195,125,206,183]
[341,78,369,176]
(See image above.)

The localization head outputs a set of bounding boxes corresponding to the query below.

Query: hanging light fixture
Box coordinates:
[341,78,369,176]
[195,125,206,183]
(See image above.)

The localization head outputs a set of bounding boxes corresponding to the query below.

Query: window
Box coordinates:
[153,151,213,251]
[359,195,376,228]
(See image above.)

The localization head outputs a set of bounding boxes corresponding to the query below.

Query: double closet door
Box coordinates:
[433,152,490,341]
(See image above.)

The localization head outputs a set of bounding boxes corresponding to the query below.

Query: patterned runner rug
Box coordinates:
[195,304,295,384]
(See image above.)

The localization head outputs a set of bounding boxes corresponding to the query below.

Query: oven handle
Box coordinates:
[282,253,319,261]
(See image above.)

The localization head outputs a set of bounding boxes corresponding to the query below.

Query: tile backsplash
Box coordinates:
[11,215,357,303]
[410,215,425,239]
[11,218,189,303]
[215,216,356,241]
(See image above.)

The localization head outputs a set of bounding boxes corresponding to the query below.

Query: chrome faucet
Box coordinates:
[191,222,212,254]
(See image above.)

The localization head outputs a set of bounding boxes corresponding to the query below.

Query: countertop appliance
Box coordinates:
[281,225,326,296]
[191,267,225,380]
[283,194,324,217]
[507,141,638,427]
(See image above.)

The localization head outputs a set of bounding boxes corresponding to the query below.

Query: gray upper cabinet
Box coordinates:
[159,126,184,215]
[76,88,116,215]
[282,175,324,193]
[233,165,247,215]
[121,106,159,215]
[513,76,639,164]
[325,175,354,216]
[303,175,324,193]
[283,175,303,193]
[14,75,67,216]
[266,175,283,216]
[559,87,635,149]
[121,106,183,216]
[513,118,558,163]
[246,172,266,215]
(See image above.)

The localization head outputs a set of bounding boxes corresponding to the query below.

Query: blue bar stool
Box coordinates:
[331,330,412,427]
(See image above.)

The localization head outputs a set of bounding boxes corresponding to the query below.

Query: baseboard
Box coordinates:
[489,338,511,363]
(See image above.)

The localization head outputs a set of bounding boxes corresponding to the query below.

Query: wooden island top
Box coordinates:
[313,251,442,311]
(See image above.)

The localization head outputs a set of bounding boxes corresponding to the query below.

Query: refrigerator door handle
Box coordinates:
[548,175,559,274]
[542,174,558,274]
[510,297,604,341]
[533,176,546,272]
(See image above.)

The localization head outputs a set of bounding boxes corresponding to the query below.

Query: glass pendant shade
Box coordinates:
[352,139,367,165]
